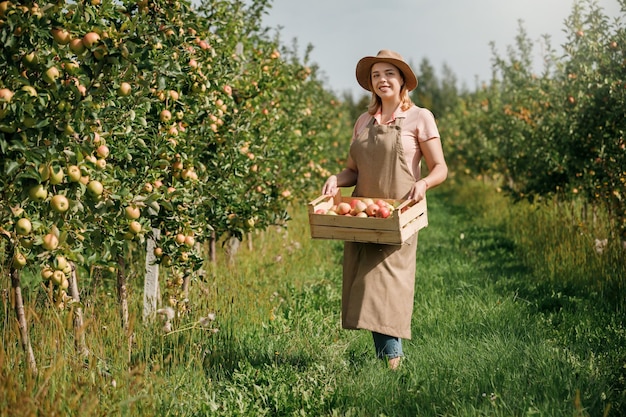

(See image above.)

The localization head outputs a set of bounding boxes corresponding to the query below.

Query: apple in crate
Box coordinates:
[350,199,368,215]
[377,205,391,218]
[336,202,351,215]
[365,203,379,217]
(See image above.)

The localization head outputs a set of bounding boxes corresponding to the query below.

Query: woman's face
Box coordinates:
[370,62,404,99]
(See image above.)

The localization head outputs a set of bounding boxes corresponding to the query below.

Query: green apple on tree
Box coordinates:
[12,252,27,269]
[48,166,64,185]
[43,66,61,84]
[29,184,48,201]
[50,194,70,213]
[67,165,81,182]
[15,218,32,235]
[87,180,104,196]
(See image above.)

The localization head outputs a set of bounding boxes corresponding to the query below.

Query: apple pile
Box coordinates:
[315,198,395,218]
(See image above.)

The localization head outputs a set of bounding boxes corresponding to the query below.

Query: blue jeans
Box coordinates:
[372,332,403,359]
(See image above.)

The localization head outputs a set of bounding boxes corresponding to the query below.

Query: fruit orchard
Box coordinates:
[440,0,626,242]
[0,0,349,373]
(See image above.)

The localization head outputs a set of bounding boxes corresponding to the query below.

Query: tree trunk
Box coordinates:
[209,231,216,264]
[247,232,253,251]
[143,228,161,322]
[10,267,38,375]
[116,255,129,330]
[68,262,89,357]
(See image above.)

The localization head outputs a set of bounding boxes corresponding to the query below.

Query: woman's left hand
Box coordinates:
[408,179,428,202]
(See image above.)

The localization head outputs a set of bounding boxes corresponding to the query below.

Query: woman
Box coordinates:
[322,50,448,369]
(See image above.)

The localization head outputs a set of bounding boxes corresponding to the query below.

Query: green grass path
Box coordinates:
[183,183,623,417]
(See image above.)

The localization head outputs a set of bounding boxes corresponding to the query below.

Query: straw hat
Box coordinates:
[355,50,418,92]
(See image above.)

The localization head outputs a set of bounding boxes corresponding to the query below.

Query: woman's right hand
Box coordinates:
[322,175,338,196]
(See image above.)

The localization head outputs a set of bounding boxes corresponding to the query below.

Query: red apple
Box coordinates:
[0,88,14,102]
[96,144,109,158]
[365,203,379,217]
[377,206,391,219]
[159,109,172,122]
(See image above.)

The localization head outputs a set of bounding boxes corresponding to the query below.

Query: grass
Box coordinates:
[0,178,624,416]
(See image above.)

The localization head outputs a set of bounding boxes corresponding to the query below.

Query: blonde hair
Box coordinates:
[366,73,415,115]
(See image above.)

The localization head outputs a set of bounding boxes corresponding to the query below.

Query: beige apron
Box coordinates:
[342,116,418,339]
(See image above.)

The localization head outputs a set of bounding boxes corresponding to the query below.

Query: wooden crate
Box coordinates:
[307,195,428,245]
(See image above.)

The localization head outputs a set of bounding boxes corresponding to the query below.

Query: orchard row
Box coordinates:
[0,0,350,311]
[440,0,626,239]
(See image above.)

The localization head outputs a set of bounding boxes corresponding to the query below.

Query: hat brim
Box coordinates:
[355,56,418,92]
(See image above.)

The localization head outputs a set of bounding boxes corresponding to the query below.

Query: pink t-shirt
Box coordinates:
[352,104,440,179]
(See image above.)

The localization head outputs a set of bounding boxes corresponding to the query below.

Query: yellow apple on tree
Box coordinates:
[69,38,85,54]
[15,218,32,235]
[67,165,81,182]
[43,66,61,84]
[82,31,100,48]
[51,28,71,45]
[50,194,70,213]
[118,82,132,97]
[125,205,141,220]
[51,270,65,286]
[87,180,104,196]
[160,109,172,122]
[12,252,27,269]
[129,221,142,235]
[96,144,109,158]
[41,267,54,281]
[42,233,59,251]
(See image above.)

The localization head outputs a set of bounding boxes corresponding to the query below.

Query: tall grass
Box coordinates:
[0,180,624,416]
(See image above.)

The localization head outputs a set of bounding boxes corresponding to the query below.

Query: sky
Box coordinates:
[256,0,623,97]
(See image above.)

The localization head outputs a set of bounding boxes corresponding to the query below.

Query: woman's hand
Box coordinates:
[408,179,428,202]
[322,175,338,196]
